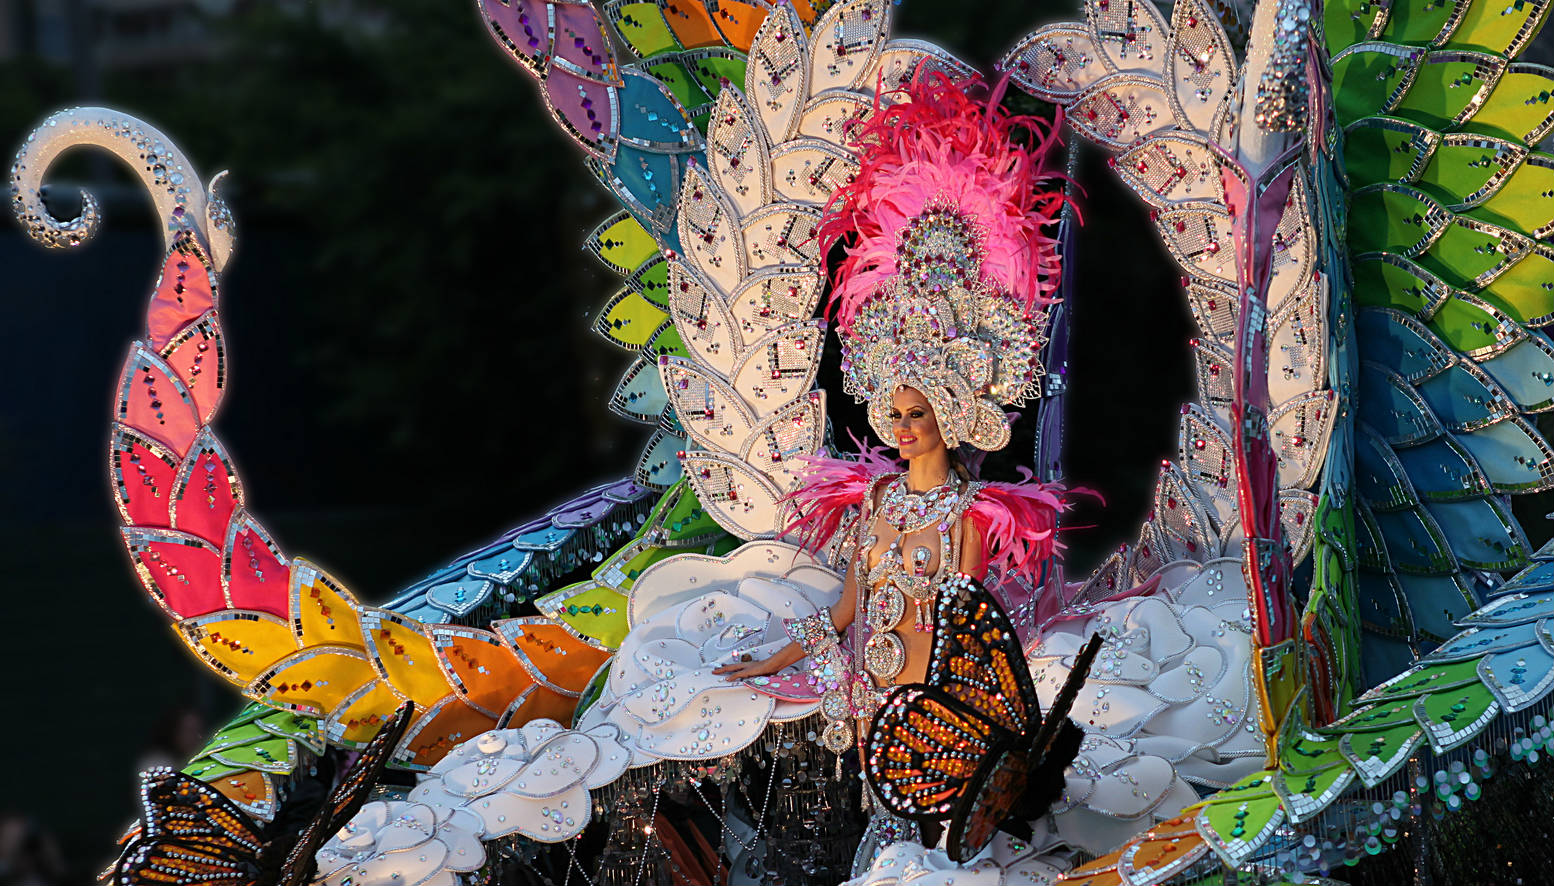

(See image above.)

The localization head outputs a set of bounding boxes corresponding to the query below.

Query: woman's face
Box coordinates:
[889,386,945,460]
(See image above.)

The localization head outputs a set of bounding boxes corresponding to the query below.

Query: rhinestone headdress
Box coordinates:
[820,70,1066,452]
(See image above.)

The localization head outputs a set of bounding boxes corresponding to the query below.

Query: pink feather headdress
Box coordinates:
[819,69,1067,331]
[817,68,1069,453]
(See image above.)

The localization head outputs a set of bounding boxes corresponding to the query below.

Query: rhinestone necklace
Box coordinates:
[877,472,961,534]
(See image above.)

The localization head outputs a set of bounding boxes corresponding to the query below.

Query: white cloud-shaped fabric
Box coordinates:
[576,542,841,764]
[315,720,632,885]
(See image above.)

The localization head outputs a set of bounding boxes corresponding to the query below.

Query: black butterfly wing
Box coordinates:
[976,632,1104,855]
[931,582,1104,862]
[275,701,415,886]
[114,769,266,886]
[1030,631,1104,758]
[927,576,1040,736]
[865,685,1019,823]
[946,743,1033,862]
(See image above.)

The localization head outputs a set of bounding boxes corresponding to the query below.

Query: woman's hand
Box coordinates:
[713,642,804,681]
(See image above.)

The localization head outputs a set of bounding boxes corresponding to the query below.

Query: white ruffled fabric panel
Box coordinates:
[576,544,841,765]
[314,721,632,886]
[847,831,1075,886]
[1033,557,1265,792]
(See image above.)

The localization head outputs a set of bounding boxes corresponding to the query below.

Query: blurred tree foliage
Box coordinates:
[102,0,637,514]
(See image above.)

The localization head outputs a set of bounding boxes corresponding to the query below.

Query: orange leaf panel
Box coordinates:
[207,769,277,822]
[1063,868,1124,886]
[1119,832,1208,884]
[709,0,767,50]
[432,626,533,717]
[397,694,498,769]
[502,683,581,728]
[661,0,723,47]
[1064,846,1125,882]
[494,617,612,695]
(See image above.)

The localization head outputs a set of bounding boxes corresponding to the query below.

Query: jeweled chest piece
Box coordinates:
[877,474,961,534]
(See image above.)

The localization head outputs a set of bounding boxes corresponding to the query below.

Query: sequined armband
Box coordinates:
[783,612,839,656]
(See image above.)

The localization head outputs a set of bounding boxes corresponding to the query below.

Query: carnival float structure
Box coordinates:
[9,0,1554,881]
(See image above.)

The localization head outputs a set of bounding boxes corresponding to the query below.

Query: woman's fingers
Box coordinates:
[715,658,776,680]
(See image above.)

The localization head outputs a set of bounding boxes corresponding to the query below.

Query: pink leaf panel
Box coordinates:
[123,527,225,618]
[748,672,819,702]
[223,511,290,618]
[158,312,226,424]
[146,236,216,351]
[171,430,243,545]
[110,425,181,528]
[117,346,202,457]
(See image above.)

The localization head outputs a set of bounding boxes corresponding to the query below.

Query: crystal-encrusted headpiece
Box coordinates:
[820,70,1065,452]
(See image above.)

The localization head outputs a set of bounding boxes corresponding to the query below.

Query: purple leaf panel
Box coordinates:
[550,1,620,85]
[479,0,554,74]
[545,65,619,157]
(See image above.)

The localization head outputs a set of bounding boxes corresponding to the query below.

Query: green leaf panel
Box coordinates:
[1413,681,1500,750]
[1470,65,1554,144]
[1391,52,1504,132]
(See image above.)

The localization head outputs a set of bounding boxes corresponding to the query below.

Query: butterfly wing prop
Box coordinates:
[276,702,415,886]
[1029,630,1103,760]
[947,628,1101,862]
[867,576,1102,862]
[926,572,1042,734]
[114,769,267,886]
[866,684,1017,824]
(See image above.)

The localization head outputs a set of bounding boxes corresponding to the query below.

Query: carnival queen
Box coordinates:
[706,69,1078,862]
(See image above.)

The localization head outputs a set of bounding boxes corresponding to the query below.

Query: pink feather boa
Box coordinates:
[782,437,902,554]
[818,67,1069,332]
[782,440,1071,588]
[966,474,1070,585]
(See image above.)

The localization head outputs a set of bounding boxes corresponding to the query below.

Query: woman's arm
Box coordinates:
[830,546,859,631]
[715,548,859,680]
[959,514,987,580]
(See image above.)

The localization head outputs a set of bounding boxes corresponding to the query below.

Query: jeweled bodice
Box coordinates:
[853,473,980,686]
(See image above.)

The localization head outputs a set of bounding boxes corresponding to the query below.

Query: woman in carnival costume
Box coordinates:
[709,68,1077,864]
[701,69,1265,879]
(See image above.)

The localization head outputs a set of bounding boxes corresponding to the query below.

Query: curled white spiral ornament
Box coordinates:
[10,107,234,268]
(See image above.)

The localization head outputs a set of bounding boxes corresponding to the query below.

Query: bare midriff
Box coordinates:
[853,474,975,690]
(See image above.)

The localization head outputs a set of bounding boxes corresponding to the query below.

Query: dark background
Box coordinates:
[0,0,1196,877]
